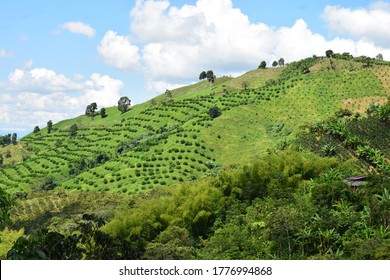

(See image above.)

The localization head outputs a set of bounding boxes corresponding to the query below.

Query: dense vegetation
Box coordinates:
[1,53,389,259]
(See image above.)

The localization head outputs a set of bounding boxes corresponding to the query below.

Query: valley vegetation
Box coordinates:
[1,52,390,259]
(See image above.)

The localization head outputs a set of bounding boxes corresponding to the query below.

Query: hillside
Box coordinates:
[1,55,390,260]
[1,57,389,195]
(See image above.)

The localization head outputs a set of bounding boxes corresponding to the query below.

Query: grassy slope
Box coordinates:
[0,58,389,196]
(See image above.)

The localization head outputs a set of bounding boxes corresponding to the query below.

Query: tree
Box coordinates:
[85,102,97,116]
[69,124,78,137]
[258,61,267,69]
[272,61,278,67]
[376,53,384,61]
[330,59,336,70]
[199,71,207,80]
[208,106,221,119]
[0,154,3,166]
[1,134,11,146]
[118,97,131,114]
[326,50,334,58]
[206,70,216,89]
[100,108,107,118]
[165,89,172,98]
[11,133,17,145]
[242,81,249,90]
[0,187,12,224]
[33,126,40,133]
[278,58,285,67]
[47,120,53,134]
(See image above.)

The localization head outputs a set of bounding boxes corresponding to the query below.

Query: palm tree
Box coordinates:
[374,188,390,227]
[318,228,339,254]
[296,226,313,257]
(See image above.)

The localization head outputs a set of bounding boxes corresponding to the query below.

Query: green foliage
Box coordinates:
[279,56,318,80]
[0,228,24,259]
[278,58,285,67]
[208,106,221,119]
[47,120,53,134]
[11,133,17,145]
[258,61,266,69]
[100,107,107,118]
[199,71,206,80]
[335,108,353,118]
[69,124,78,137]
[38,177,57,191]
[0,134,11,146]
[326,50,334,58]
[0,187,13,224]
[1,54,390,260]
[118,96,131,113]
[206,70,216,88]
[85,102,98,116]
[33,126,40,133]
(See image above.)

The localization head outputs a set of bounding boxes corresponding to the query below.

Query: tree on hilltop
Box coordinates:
[33,126,40,133]
[258,61,266,69]
[47,120,53,134]
[206,70,216,89]
[278,58,285,67]
[85,102,98,117]
[118,97,132,114]
[100,108,107,118]
[376,53,384,61]
[272,61,278,67]
[199,71,207,80]
[0,134,11,146]
[199,70,216,89]
[326,50,334,58]
[165,89,172,98]
[11,133,17,145]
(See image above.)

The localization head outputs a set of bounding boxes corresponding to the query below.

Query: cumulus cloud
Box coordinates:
[121,0,390,92]
[60,21,96,38]
[323,2,390,47]
[97,31,140,70]
[3,68,83,92]
[0,67,125,135]
[84,73,124,107]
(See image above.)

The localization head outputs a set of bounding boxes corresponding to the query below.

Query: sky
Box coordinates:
[1,0,390,137]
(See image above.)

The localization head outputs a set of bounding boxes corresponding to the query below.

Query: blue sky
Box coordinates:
[1,0,390,137]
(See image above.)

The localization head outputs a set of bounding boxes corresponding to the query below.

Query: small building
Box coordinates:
[344,176,367,190]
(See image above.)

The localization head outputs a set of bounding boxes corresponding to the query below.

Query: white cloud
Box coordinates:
[4,68,84,92]
[60,21,96,38]
[323,2,390,47]
[0,67,125,136]
[97,31,140,70]
[122,0,390,93]
[84,73,124,108]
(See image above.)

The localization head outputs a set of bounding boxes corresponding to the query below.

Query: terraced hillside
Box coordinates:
[0,58,389,197]
[1,56,390,260]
